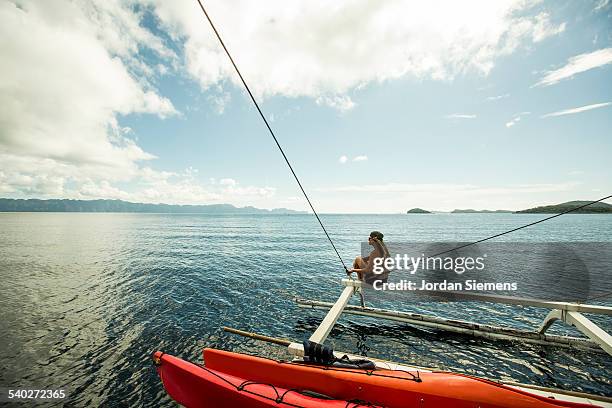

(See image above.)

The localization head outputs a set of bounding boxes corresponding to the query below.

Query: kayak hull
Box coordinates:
[154,351,367,407]
[153,349,599,408]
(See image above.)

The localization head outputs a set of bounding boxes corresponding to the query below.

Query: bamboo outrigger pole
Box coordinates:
[294,279,612,356]
[222,326,291,346]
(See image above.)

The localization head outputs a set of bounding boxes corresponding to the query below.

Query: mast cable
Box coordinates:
[195,0,349,272]
[427,194,612,258]
[397,195,612,302]
[194,0,612,284]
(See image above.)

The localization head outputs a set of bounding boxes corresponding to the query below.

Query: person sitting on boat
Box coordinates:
[348,231,391,285]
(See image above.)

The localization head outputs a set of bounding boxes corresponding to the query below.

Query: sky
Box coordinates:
[1,0,611,213]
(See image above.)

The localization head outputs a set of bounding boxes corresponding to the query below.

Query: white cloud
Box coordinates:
[594,0,610,12]
[219,178,237,186]
[152,0,565,104]
[338,155,367,163]
[221,184,276,198]
[446,114,477,119]
[487,94,510,101]
[506,118,519,127]
[534,48,612,87]
[317,182,576,195]
[505,111,530,127]
[207,91,231,114]
[313,182,580,212]
[135,173,275,204]
[0,0,571,207]
[315,95,355,112]
[541,102,611,118]
[0,154,275,205]
[530,12,566,42]
[0,1,182,200]
[0,1,276,207]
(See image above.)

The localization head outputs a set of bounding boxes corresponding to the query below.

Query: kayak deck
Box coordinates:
[153,348,603,408]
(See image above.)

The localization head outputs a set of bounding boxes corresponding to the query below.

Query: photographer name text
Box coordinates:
[372,279,518,291]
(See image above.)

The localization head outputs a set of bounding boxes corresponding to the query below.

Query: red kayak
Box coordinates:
[153,348,600,408]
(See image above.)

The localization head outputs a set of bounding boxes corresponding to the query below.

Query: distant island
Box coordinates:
[406,208,432,214]
[452,209,512,213]
[516,200,612,214]
[406,201,611,214]
[0,198,306,214]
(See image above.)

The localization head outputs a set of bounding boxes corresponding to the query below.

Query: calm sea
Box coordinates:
[0,213,610,406]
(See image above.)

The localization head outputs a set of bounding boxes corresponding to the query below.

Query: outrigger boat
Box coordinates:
[153,278,612,407]
[153,2,612,406]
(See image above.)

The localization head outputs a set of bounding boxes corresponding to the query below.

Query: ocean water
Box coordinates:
[0,212,610,406]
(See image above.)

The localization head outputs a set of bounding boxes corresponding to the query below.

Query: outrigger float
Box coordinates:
[295,279,612,356]
[153,278,612,407]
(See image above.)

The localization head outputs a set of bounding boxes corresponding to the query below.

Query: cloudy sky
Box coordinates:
[1,0,611,212]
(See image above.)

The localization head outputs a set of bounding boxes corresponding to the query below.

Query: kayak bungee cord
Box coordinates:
[192,362,381,407]
[194,0,349,274]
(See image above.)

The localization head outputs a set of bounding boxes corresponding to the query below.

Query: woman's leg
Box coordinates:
[353,256,367,268]
[353,256,368,280]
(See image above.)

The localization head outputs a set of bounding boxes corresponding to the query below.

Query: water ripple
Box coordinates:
[0,213,610,406]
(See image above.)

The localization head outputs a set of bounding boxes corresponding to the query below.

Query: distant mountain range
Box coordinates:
[405,200,612,214]
[1,198,608,215]
[0,199,307,214]
[451,209,512,213]
[515,200,612,214]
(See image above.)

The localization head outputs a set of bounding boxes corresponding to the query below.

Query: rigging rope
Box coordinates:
[395,195,612,302]
[417,194,612,303]
[194,0,611,282]
[195,0,349,273]
[427,194,612,258]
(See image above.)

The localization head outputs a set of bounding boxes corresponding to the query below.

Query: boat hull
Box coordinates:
[153,349,599,408]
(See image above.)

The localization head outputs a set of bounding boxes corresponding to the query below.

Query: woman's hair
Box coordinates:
[369,231,384,241]
[370,231,389,258]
